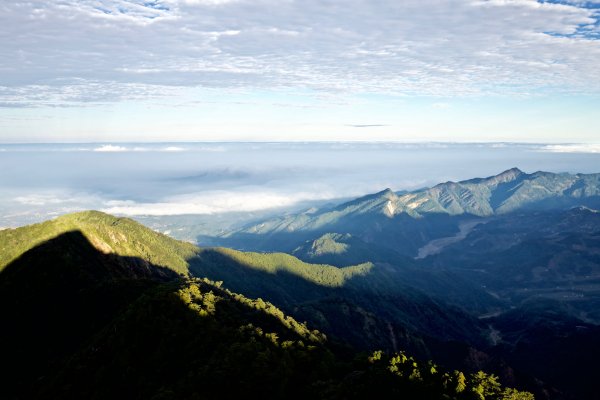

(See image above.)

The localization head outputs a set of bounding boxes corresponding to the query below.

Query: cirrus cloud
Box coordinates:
[0,0,599,107]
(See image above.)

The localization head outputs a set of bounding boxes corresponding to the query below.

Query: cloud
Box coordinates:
[347,124,389,128]
[0,0,599,107]
[93,145,128,152]
[0,144,225,153]
[14,194,69,206]
[539,143,600,153]
[102,190,335,216]
[93,145,187,152]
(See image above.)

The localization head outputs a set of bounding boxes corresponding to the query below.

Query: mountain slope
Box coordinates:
[0,214,532,400]
[0,229,333,399]
[0,210,198,275]
[0,212,491,354]
[425,207,600,322]
[188,247,493,349]
[0,230,177,398]
[220,169,600,256]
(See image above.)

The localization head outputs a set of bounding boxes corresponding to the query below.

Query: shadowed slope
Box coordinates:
[189,248,492,349]
[0,230,179,398]
[0,210,198,274]
[0,230,332,399]
[0,227,533,400]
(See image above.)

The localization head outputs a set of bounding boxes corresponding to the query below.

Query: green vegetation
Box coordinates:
[0,211,374,286]
[204,247,373,287]
[307,233,350,256]
[340,351,535,400]
[0,227,532,399]
[10,210,588,399]
[0,210,197,274]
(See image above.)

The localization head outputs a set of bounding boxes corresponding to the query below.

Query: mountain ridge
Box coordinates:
[238,168,600,235]
[215,168,600,257]
[0,212,535,399]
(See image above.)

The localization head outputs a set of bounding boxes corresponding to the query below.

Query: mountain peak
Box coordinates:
[479,167,524,186]
[497,167,523,179]
[378,188,397,199]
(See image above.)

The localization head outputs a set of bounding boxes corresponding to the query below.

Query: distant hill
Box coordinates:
[0,212,532,400]
[216,168,600,256]
[242,169,600,230]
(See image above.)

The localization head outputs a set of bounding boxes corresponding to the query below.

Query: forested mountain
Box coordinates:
[0,212,533,399]
[3,167,599,399]
[186,169,600,400]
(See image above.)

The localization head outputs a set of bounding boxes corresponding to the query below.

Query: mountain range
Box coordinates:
[197,168,600,399]
[216,168,600,256]
[0,211,534,399]
[2,168,600,399]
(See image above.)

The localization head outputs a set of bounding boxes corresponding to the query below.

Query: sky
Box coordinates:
[1,0,600,143]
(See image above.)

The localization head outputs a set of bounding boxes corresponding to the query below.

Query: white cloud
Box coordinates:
[92,145,188,152]
[93,145,128,152]
[0,0,599,107]
[540,143,600,153]
[14,194,68,206]
[102,190,335,215]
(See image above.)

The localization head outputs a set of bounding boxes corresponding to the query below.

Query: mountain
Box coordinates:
[217,168,600,256]
[402,168,600,216]
[190,168,600,400]
[291,232,407,266]
[192,249,493,344]
[1,212,491,352]
[0,210,198,275]
[0,228,332,399]
[489,299,600,400]
[0,212,532,400]
[425,207,600,324]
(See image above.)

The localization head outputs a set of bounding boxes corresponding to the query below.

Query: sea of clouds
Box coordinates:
[1,142,600,228]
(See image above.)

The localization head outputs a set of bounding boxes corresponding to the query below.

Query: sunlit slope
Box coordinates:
[0,232,532,399]
[0,211,372,282]
[0,211,490,348]
[199,247,373,287]
[0,210,198,275]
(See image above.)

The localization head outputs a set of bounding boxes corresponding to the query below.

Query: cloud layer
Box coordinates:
[2,142,600,228]
[540,143,600,153]
[1,0,599,106]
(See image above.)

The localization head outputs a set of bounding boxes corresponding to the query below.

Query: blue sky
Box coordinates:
[1,0,599,142]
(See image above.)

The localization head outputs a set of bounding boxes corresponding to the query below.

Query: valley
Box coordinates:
[416,219,489,259]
